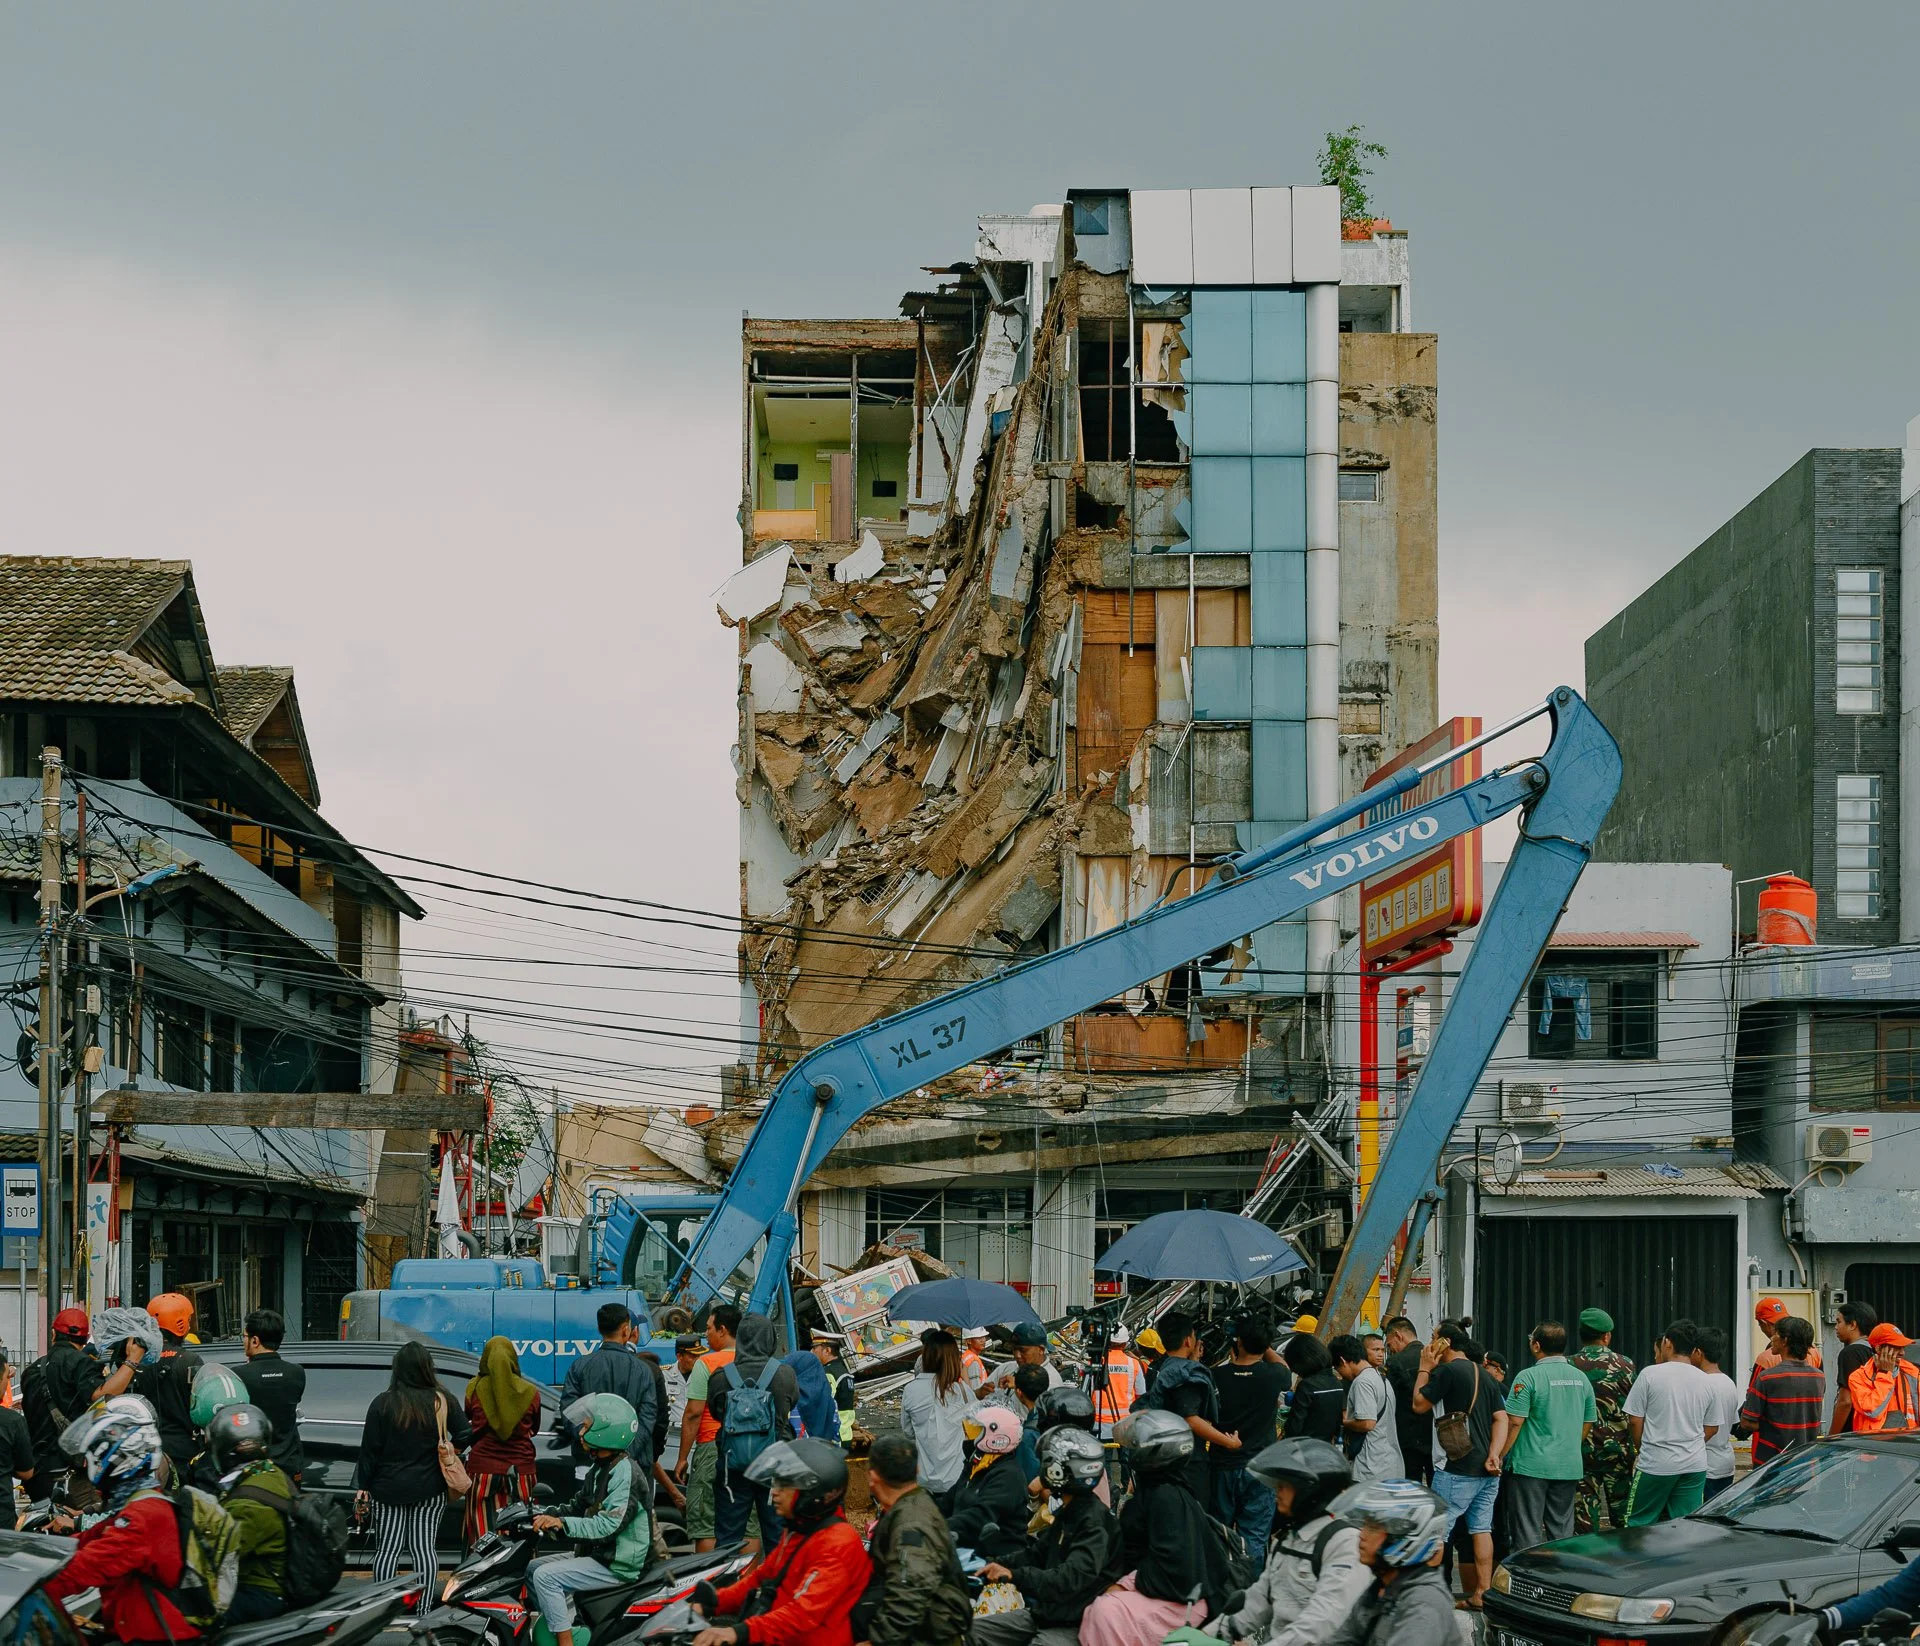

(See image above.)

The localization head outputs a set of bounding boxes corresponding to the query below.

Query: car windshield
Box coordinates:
[1699,1443,1915,1541]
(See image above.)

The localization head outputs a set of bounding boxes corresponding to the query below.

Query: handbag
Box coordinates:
[435,1393,472,1499]
[1435,1361,1479,1464]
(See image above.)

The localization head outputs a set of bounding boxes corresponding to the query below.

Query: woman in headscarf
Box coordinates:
[463,1336,541,1546]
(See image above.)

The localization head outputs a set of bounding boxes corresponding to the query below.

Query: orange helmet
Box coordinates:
[146,1293,194,1339]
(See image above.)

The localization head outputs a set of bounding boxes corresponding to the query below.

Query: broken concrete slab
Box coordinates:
[834,529,887,584]
[715,544,794,625]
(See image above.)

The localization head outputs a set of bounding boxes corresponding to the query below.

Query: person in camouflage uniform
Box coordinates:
[1570,1307,1637,1533]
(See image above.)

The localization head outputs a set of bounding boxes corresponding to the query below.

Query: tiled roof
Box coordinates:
[1547,930,1700,949]
[0,556,203,707]
[215,666,293,741]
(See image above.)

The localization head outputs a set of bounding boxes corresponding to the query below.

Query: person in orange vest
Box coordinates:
[1847,1323,1920,1433]
[1751,1297,1821,1376]
[958,1326,990,1395]
[1091,1325,1143,1438]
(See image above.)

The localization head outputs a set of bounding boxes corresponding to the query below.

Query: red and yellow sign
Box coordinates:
[1359,718,1485,963]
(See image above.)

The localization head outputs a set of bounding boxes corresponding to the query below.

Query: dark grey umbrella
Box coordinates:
[1095,1208,1306,1282]
[884,1277,1043,1329]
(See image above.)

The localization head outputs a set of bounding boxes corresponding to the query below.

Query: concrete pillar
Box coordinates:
[1029,1171,1096,1318]
[1900,415,1920,940]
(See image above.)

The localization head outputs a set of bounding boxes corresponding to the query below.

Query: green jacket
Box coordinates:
[861,1484,972,1646]
[561,1454,652,1580]
[222,1460,293,1596]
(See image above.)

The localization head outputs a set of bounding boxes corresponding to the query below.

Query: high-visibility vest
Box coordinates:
[1848,1359,1920,1432]
[1093,1349,1141,1429]
[960,1348,986,1390]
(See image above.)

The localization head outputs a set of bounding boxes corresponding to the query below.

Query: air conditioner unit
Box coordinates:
[1807,1123,1872,1169]
[1500,1081,1557,1124]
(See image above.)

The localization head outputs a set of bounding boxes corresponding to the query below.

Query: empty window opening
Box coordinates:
[1835,568,1884,714]
[1836,774,1883,919]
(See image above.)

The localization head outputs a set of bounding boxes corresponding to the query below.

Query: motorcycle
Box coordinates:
[48,1571,424,1646]
[1730,1608,1918,1645]
[414,1502,748,1645]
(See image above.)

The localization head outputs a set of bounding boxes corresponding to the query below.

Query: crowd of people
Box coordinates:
[5,1285,1916,1644]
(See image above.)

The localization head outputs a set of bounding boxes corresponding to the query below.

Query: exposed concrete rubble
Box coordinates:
[727,202,1439,1306]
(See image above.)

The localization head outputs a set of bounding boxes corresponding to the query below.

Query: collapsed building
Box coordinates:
[715,188,1437,1316]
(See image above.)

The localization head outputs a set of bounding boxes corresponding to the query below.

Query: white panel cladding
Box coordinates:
[1190,188,1254,285]
[1129,189,1193,286]
[1291,186,1343,283]
[1251,187,1294,285]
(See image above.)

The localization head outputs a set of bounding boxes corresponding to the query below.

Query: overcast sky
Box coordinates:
[1,4,1913,1103]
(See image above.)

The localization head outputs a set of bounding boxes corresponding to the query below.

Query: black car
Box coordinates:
[194,1339,583,1555]
[1487,1435,1920,1646]
[0,1530,85,1644]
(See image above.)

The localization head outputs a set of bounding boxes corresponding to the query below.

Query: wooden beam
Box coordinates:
[97,1091,486,1131]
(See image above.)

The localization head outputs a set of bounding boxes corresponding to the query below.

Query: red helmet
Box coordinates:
[146,1293,194,1339]
[52,1308,90,1340]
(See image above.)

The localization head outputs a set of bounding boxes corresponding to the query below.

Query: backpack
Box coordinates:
[165,1486,242,1629]
[718,1358,782,1472]
[228,1478,349,1607]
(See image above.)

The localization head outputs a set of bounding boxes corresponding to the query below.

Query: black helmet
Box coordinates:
[1112,1408,1192,1471]
[205,1403,274,1475]
[1247,1436,1351,1522]
[1036,1427,1106,1493]
[743,1438,848,1528]
[1031,1384,1095,1434]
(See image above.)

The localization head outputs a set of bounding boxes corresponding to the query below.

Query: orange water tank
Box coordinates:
[1757,874,1818,945]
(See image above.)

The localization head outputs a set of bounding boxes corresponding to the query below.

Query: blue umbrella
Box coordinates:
[1094,1208,1306,1283]
[885,1277,1043,1330]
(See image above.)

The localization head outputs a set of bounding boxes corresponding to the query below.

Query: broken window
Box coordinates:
[1077,320,1184,464]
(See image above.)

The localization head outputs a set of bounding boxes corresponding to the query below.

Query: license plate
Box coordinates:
[1494,1632,1546,1646]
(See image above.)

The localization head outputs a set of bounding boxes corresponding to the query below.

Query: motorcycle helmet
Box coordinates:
[742,1438,848,1529]
[189,1363,249,1429]
[564,1392,639,1454]
[1113,1407,1192,1470]
[206,1403,274,1474]
[146,1292,194,1340]
[1247,1436,1352,1523]
[1036,1427,1107,1494]
[61,1395,163,1508]
[964,1404,1024,1456]
[1327,1479,1451,1568]
[1031,1384,1096,1434]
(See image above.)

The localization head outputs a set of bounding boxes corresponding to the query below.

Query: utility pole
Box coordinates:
[71,790,92,1298]
[36,748,63,1347]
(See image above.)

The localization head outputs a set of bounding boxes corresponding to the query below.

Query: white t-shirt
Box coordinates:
[1701,1370,1743,1479]
[1345,1365,1406,1482]
[1623,1358,1714,1476]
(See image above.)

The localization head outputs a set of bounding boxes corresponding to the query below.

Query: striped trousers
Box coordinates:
[371,1496,445,1595]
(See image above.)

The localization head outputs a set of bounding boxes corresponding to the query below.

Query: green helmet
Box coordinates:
[564,1392,638,1452]
[190,1364,249,1429]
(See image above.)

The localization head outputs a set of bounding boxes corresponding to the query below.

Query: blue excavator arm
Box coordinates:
[607,686,1619,1331]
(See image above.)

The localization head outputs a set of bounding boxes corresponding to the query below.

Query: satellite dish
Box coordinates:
[1491,1131,1525,1187]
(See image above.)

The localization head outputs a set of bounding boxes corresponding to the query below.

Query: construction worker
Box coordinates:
[1845,1323,1920,1433]
[959,1326,990,1394]
[1092,1325,1143,1439]
[1752,1296,1821,1374]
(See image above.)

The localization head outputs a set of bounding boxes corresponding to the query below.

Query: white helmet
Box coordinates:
[61,1395,163,1507]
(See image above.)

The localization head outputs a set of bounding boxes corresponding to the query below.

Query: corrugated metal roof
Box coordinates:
[1546,930,1700,949]
[1481,1163,1785,1199]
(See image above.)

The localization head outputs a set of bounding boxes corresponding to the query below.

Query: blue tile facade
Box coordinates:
[1179,283,1311,990]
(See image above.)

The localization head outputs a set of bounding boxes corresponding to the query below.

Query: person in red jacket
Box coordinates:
[694,1438,867,1646]
[43,1396,200,1641]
